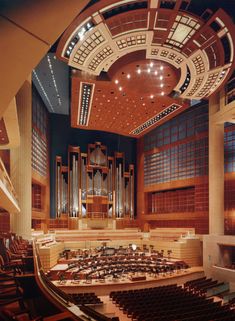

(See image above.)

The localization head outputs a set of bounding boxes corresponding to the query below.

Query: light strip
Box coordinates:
[32,70,55,112]
[47,55,62,107]
[77,82,95,126]
[131,104,181,135]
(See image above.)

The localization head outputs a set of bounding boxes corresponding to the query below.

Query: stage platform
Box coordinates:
[52,266,204,296]
[52,228,143,241]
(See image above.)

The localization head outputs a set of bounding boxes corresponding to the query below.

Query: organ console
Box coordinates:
[55,142,134,221]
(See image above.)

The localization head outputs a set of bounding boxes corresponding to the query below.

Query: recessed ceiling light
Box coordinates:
[115,79,119,84]
[161,92,164,96]
[127,74,131,79]
[160,84,163,88]
[160,76,163,80]
[154,71,158,75]
[150,62,154,68]
[147,68,151,73]
[137,69,141,74]
[150,95,154,99]
[119,86,122,91]
[160,66,163,70]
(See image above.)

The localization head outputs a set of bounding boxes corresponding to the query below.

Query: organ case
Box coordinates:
[55,156,68,218]
[55,142,134,220]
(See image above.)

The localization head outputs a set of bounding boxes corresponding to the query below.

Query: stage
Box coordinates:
[52,266,204,296]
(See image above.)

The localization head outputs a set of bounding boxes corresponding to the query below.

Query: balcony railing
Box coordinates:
[0,157,20,213]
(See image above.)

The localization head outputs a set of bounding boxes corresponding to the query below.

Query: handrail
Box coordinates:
[33,242,81,320]
[33,241,119,321]
[0,157,19,205]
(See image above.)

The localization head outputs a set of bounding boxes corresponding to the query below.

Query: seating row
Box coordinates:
[110,283,235,321]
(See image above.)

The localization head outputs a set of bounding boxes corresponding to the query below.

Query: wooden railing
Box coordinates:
[0,157,20,212]
[33,241,119,321]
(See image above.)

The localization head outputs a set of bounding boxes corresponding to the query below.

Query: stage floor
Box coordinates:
[52,266,204,296]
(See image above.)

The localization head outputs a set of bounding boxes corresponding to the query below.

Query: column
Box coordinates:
[10,77,32,239]
[209,93,224,235]
[136,137,146,229]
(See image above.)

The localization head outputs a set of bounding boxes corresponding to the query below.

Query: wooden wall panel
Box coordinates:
[0,150,10,175]
[0,212,10,233]
[0,0,89,118]
[137,104,209,234]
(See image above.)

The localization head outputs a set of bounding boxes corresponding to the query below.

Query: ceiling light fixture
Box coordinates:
[137,69,141,74]
[160,76,163,80]
[115,79,119,84]
[32,70,55,112]
[47,55,62,107]
[161,91,164,96]
[131,104,181,135]
[119,86,122,91]
[150,95,154,99]
[127,74,131,79]
[155,71,158,75]
[160,66,164,70]
[160,84,164,88]
[150,62,154,68]
[147,68,151,73]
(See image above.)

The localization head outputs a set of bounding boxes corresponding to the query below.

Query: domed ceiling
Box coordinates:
[56,0,235,137]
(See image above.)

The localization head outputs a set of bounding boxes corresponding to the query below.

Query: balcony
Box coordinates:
[0,157,20,213]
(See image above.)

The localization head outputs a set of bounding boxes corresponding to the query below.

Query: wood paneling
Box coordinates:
[10,78,32,238]
[71,55,188,137]
[0,0,90,118]
[1,98,20,149]
[0,211,10,232]
[0,150,10,175]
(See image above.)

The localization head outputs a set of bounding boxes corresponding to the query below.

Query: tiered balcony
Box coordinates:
[0,157,20,213]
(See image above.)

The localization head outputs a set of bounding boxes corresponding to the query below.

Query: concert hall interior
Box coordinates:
[0,0,235,320]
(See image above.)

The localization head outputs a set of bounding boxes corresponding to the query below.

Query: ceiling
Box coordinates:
[32,53,70,115]
[33,0,235,137]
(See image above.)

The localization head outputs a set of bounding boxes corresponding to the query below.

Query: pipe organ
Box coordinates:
[55,142,134,219]
[55,157,68,218]
[68,147,80,217]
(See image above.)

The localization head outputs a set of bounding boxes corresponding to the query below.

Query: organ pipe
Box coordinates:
[57,164,61,217]
[130,171,134,219]
[61,175,68,213]
[81,156,86,201]
[56,142,134,220]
